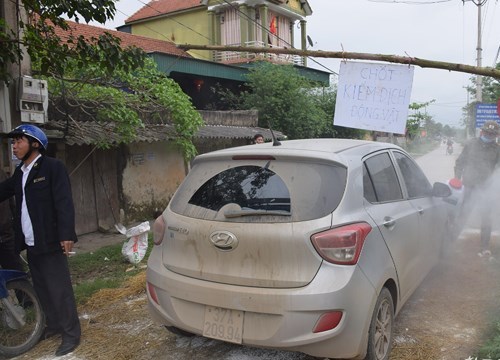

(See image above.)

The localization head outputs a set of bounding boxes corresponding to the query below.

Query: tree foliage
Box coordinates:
[47,58,203,158]
[1,0,145,82]
[407,100,435,139]
[241,63,326,139]
[466,63,500,103]
[1,0,203,158]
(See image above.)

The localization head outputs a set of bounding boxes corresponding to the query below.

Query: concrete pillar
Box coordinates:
[247,7,255,43]
[300,20,307,66]
[259,5,269,48]
[239,4,248,46]
[207,10,215,61]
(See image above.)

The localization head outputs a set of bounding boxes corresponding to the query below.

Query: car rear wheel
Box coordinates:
[365,288,394,360]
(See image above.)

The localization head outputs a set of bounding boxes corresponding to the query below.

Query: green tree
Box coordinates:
[407,100,435,139]
[1,0,145,82]
[466,63,500,103]
[1,0,203,158]
[242,63,327,139]
[47,58,203,158]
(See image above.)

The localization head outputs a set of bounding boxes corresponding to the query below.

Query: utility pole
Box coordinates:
[463,0,486,101]
[1,0,31,129]
[474,0,484,103]
[463,0,487,138]
[0,0,31,171]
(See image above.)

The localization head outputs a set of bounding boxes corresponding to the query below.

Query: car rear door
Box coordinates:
[363,151,421,303]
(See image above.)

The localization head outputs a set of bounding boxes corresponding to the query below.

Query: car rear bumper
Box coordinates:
[146,246,377,359]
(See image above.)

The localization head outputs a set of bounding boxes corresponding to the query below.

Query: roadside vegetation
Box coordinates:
[69,241,151,305]
[476,319,500,359]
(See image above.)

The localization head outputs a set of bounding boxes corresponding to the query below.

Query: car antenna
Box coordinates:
[267,122,281,146]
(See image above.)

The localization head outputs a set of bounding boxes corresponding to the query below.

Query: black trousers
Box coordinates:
[26,248,81,342]
[0,236,24,271]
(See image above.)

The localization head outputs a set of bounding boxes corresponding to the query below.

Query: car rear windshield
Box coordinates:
[169,160,347,222]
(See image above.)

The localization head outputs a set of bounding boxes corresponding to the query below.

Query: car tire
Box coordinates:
[365,287,394,360]
[165,325,196,337]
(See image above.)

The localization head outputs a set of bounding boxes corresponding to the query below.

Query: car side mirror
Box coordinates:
[432,182,452,197]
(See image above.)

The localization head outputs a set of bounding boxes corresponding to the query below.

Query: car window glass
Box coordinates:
[393,151,432,198]
[363,165,377,203]
[364,153,403,202]
[170,161,347,222]
[188,166,290,212]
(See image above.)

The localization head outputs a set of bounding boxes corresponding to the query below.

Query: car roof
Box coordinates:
[193,139,402,166]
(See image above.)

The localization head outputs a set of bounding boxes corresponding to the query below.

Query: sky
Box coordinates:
[92,0,500,128]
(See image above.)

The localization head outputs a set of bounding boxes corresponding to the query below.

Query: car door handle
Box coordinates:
[383,217,396,228]
[417,207,424,215]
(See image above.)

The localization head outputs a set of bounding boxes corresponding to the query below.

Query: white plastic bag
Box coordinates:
[118,221,150,265]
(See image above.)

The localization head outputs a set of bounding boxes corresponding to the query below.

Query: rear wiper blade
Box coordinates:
[224,209,291,218]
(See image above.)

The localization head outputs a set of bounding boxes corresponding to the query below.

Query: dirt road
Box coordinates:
[391,229,500,360]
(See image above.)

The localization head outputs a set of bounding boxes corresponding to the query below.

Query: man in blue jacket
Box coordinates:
[0,124,81,356]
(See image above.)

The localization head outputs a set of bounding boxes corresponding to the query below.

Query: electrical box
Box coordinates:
[17,76,48,124]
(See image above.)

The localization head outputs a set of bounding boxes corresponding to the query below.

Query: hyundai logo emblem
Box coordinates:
[209,231,238,251]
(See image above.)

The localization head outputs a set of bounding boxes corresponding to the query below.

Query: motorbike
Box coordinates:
[0,269,45,358]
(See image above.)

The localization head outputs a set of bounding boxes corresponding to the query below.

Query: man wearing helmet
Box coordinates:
[0,124,81,356]
[453,120,500,259]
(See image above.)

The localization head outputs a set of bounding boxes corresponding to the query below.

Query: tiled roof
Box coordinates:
[54,21,191,58]
[126,0,204,24]
[44,121,283,146]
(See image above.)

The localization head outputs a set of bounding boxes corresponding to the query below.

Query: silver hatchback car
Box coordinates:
[146,139,452,360]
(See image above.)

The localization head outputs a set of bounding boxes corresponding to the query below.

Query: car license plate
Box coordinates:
[203,306,244,344]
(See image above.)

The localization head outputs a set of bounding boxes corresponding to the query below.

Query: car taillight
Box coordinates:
[153,215,166,245]
[311,223,372,265]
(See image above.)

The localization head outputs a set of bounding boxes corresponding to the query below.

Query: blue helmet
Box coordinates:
[8,124,48,150]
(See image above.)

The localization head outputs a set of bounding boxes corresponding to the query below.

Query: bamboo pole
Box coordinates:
[177,44,500,79]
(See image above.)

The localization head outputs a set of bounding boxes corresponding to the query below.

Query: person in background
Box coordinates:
[253,133,264,144]
[0,167,23,271]
[446,138,454,155]
[0,124,81,357]
[453,120,500,259]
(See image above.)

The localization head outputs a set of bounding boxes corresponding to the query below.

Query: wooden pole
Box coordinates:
[177,44,500,79]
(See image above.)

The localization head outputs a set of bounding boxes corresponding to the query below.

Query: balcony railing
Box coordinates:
[213,41,305,66]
